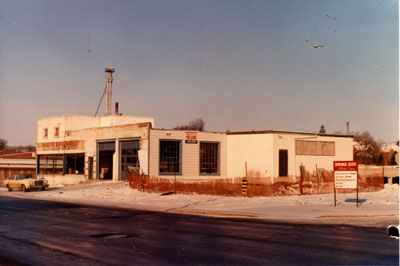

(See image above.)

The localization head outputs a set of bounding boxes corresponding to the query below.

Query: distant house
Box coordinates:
[0,152,37,182]
[380,142,399,165]
[353,141,376,164]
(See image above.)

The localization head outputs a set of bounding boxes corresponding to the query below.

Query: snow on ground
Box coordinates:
[1,181,398,228]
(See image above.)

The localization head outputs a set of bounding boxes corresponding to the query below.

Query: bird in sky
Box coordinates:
[313,45,325,48]
[324,14,337,20]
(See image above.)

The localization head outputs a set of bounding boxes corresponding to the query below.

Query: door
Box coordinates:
[279,150,288,177]
[120,140,140,181]
[88,157,93,179]
[98,142,115,180]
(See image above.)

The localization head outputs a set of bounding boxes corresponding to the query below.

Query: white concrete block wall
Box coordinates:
[37,115,154,145]
[227,134,274,179]
[73,123,150,180]
[273,134,353,179]
[41,174,87,186]
[99,116,154,128]
[149,129,227,180]
[227,132,354,181]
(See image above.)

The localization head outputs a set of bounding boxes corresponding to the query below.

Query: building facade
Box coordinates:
[227,131,353,183]
[36,115,353,185]
[36,115,153,185]
[0,152,36,183]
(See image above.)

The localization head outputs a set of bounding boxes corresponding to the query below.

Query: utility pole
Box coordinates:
[105,67,115,116]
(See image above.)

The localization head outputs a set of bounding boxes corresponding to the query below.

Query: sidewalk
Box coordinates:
[1,181,398,228]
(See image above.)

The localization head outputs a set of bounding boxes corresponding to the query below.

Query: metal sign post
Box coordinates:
[334,185,336,207]
[333,161,359,207]
[356,173,359,208]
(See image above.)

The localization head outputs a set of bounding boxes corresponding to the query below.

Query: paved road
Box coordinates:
[0,196,398,265]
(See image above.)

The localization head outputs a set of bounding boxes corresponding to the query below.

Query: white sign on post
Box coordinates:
[333,161,358,190]
[333,161,359,207]
[334,171,357,189]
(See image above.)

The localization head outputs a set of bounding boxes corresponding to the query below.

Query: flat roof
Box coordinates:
[226,130,354,138]
[151,128,225,134]
[152,128,353,138]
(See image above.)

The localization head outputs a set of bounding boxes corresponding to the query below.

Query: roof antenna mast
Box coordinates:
[105,67,115,116]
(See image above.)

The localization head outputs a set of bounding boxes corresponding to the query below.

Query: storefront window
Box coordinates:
[38,154,84,175]
[38,154,63,174]
[65,154,85,174]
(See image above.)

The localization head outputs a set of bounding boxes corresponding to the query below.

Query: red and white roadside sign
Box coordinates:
[334,161,358,189]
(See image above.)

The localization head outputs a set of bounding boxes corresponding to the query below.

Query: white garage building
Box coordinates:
[36,115,353,185]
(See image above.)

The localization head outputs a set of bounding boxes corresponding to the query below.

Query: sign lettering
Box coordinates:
[334,161,358,189]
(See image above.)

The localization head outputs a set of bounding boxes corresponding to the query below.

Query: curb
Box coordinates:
[317,214,399,219]
[168,209,255,218]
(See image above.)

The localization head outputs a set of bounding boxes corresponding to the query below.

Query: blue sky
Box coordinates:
[0,0,398,145]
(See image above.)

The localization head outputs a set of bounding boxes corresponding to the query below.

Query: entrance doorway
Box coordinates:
[98,142,115,180]
[279,149,288,177]
[120,140,140,181]
[88,157,93,179]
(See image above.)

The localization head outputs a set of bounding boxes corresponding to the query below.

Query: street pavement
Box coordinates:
[0,196,398,265]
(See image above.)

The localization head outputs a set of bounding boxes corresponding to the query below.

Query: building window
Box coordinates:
[54,127,59,138]
[38,154,63,175]
[279,150,288,177]
[44,128,48,138]
[65,153,85,174]
[38,154,83,175]
[159,140,181,174]
[200,142,219,174]
[295,140,335,156]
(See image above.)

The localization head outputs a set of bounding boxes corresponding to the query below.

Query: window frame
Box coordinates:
[159,139,182,175]
[199,141,220,176]
[38,154,64,175]
[65,153,85,175]
[119,138,141,180]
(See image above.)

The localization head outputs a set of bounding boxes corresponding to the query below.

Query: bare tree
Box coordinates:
[0,139,7,151]
[6,145,35,153]
[188,118,205,131]
[174,118,206,131]
[353,131,381,165]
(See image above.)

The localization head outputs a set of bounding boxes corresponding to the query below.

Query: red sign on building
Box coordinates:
[185,132,198,144]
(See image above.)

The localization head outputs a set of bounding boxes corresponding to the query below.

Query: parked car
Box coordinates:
[3,174,49,192]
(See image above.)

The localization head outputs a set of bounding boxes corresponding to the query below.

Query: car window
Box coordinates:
[19,174,33,180]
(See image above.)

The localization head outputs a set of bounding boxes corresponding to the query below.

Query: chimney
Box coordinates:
[346,121,350,135]
[115,102,119,114]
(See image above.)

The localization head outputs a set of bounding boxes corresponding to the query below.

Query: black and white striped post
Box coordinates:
[242,162,248,197]
[242,177,248,196]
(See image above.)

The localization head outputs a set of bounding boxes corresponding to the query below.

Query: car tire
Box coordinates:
[21,185,28,192]
[7,185,12,192]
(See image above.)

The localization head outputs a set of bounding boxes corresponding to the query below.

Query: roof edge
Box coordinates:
[226,130,354,138]
[151,128,225,134]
